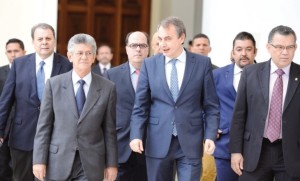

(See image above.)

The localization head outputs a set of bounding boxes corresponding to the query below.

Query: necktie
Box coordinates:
[266,69,284,142]
[76,80,86,116]
[37,61,45,101]
[103,67,107,75]
[135,69,140,91]
[170,59,179,136]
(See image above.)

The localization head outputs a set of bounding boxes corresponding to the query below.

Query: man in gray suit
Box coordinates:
[33,34,118,181]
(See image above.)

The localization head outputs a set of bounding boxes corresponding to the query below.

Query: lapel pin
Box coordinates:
[295,78,298,81]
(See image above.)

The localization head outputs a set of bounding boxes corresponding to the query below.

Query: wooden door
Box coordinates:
[57,0,151,65]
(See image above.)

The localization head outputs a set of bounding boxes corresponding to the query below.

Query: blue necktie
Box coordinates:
[76,80,86,116]
[170,59,179,136]
[37,61,45,101]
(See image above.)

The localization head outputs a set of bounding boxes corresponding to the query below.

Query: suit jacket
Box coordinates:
[0,65,12,139]
[130,51,220,159]
[33,71,118,181]
[92,64,102,75]
[0,53,72,151]
[213,63,236,159]
[230,60,300,177]
[105,62,137,163]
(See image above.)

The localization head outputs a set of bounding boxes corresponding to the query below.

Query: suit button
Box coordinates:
[37,107,40,110]
[174,106,178,109]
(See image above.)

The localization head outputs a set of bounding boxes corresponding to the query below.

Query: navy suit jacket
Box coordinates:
[92,64,102,76]
[213,63,236,159]
[105,62,137,163]
[230,60,300,177]
[0,53,72,151]
[130,51,220,159]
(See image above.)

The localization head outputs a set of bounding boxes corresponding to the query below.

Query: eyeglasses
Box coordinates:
[127,43,148,49]
[73,52,94,57]
[270,44,296,52]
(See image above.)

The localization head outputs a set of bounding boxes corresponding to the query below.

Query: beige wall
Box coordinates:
[0,0,58,66]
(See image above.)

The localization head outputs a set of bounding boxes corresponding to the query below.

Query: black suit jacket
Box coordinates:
[0,53,72,151]
[230,60,300,177]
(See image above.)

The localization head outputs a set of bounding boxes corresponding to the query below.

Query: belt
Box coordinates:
[263,138,282,144]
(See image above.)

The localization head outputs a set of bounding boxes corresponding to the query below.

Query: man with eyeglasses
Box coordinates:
[105,31,149,181]
[33,33,117,181]
[0,23,72,181]
[230,25,300,180]
[130,17,219,181]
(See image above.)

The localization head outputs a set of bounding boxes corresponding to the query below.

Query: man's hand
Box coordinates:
[231,153,244,176]
[129,139,143,154]
[0,137,4,148]
[204,139,215,155]
[104,167,117,181]
[33,164,46,181]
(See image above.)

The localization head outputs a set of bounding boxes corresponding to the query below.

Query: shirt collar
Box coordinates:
[129,62,139,75]
[72,70,92,87]
[270,59,290,76]
[233,63,243,75]
[35,53,54,66]
[99,63,111,69]
[165,48,186,65]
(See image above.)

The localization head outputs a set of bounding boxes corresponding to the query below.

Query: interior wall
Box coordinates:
[0,0,58,66]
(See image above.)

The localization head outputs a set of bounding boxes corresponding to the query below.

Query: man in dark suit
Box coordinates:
[0,38,26,181]
[0,23,72,181]
[105,31,149,181]
[92,44,113,76]
[33,33,117,181]
[129,16,220,181]
[213,32,257,181]
[230,25,300,180]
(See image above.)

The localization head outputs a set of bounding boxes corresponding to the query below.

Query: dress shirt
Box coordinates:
[264,60,290,139]
[99,63,111,74]
[233,63,243,92]
[129,63,139,91]
[72,70,92,98]
[165,49,186,90]
[35,53,54,83]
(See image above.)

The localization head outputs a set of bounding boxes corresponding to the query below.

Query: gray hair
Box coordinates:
[268,25,297,43]
[157,16,186,38]
[67,34,97,54]
[31,23,55,39]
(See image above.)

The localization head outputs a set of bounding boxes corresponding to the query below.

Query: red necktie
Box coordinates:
[266,69,284,142]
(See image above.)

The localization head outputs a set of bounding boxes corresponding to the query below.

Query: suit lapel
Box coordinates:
[226,64,236,98]
[157,55,174,102]
[28,54,40,102]
[283,62,300,111]
[79,73,102,122]
[123,63,135,97]
[51,53,62,77]
[63,72,79,119]
[178,52,195,99]
[258,61,271,106]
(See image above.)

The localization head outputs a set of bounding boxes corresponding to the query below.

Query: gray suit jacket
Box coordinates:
[33,71,117,181]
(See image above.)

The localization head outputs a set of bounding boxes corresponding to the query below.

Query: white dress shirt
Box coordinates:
[233,63,243,92]
[165,49,186,90]
[72,71,92,98]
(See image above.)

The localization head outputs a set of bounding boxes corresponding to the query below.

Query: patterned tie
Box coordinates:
[266,69,284,142]
[76,80,86,116]
[37,61,45,101]
[170,59,179,136]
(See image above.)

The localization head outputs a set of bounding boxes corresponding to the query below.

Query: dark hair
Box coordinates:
[125,31,150,46]
[31,23,55,39]
[192,33,210,45]
[233,31,256,49]
[6,38,25,50]
[97,43,113,54]
[158,16,186,38]
[268,25,297,43]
